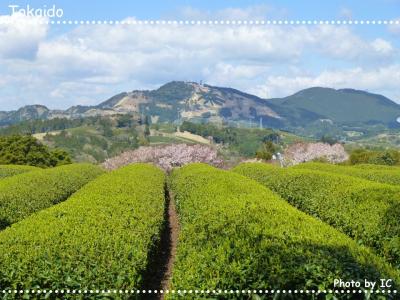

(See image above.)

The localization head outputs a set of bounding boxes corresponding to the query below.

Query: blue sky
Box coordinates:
[0,0,399,110]
[1,0,399,20]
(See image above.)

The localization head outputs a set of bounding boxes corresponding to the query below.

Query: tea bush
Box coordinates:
[294,162,400,185]
[0,163,104,229]
[169,164,399,297]
[0,164,39,179]
[353,164,400,171]
[233,163,400,268]
[0,164,165,291]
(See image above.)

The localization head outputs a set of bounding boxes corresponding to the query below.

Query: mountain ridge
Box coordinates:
[1,81,400,135]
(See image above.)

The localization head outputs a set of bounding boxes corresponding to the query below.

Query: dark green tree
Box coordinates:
[98,118,114,137]
[144,115,151,138]
[255,141,277,161]
[0,135,71,167]
[50,149,72,166]
[320,135,338,145]
[116,115,134,128]
[263,132,281,144]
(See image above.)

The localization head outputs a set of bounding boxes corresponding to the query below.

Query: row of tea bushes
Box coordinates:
[353,164,400,171]
[168,164,399,295]
[0,164,39,179]
[0,164,165,291]
[294,162,400,186]
[0,163,104,229]
[233,163,400,268]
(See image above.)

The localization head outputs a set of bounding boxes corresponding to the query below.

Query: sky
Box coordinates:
[0,0,399,110]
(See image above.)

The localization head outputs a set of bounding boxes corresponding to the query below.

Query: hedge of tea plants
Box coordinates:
[168,164,399,295]
[0,163,104,229]
[0,164,165,291]
[233,163,400,268]
[294,162,400,185]
[353,164,400,171]
[0,164,39,179]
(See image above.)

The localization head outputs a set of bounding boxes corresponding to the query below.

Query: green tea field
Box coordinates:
[0,162,398,299]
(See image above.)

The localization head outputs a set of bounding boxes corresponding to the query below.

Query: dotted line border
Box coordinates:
[1,289,398,295]
[0,19,399,25]
[0,14,397,298]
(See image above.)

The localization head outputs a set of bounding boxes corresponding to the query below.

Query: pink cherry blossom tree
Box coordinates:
[283,142,348,166]
[103,144,223,172]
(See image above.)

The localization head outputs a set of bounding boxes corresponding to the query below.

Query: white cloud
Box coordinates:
[207,63,267,80]
[253,65,400,101]
[0,13,48,60]
[308,26,396,61]
[33,23,395,85]
[388,19,400,35]
[371,38,394,55]
[202,62,269,92]
[178,5,288,20]
[0,13,399,109]
[49,81,112,101]
[339,7,353,20]
[30,22,314,89]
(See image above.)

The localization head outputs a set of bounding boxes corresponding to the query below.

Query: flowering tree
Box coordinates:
[103,144,222,172]
[283,142,348,166]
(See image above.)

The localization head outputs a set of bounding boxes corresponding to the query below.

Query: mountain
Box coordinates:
[52,81,286,126]
[1,82,400,136]
[0,105,50,126]
[270,87,400,126]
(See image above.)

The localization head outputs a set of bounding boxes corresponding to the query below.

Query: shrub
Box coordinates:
[0,164,165,291]
[0,163,104,229]
[169,164,399,296]
[0,164,39,179]
[349,149,400,166]
[294,162,400,186]
[255,141,276,160]
[0,135,72,167]
[233,163,400,268]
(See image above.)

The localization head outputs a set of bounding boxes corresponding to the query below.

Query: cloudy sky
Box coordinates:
[0,0,399,110]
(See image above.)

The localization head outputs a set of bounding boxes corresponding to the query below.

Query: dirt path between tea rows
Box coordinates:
[141,186,179,300]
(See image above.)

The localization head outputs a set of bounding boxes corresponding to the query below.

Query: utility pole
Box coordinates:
[276,152,284,168]
[140,108,144,125]
[259,117,262,129]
